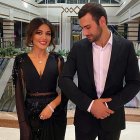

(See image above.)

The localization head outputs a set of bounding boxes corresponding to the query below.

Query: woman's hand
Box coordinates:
[39,104,54,120]
[39,93,61,120]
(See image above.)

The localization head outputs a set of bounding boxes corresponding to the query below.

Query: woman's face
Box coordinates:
[32,24,52,50]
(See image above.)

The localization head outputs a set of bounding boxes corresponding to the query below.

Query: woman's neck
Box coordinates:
[30,49,48,58]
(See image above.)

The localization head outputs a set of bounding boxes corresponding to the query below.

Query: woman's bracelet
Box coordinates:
[47,104,54,112]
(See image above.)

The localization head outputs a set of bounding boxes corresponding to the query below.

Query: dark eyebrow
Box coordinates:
[81,24,90,29]
[46,31,51,33]
[84,25,90,28]
[36,30,51,33]
[35,29,42,32]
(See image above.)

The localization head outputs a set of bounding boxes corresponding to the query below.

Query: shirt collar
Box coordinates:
[92,31,113,48]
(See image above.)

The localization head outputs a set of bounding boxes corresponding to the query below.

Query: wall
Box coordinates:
[0,1,140,50]
[38,4,120,51]
[0,0,39,22]
[116,0,140,24]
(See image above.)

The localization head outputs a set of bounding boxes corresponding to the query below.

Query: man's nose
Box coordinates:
[82,29,88,36]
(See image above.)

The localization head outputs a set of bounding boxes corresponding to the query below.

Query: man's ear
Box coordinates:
[99,16,106,26]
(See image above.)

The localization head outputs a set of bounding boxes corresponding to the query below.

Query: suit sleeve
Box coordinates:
[107,41,140,110]
[59,45,92,111]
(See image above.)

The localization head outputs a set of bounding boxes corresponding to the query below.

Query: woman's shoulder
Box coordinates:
[14,53,27,64]
[15,53,27,59]
[49,52,64,67]
[50,52,64,60]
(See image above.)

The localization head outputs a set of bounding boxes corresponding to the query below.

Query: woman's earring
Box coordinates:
[29,41,33,47]
[46,47,50,52]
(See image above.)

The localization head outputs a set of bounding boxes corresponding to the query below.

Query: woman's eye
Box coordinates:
[35,31,42,35]
[46,32,51,36]
[35,31,51,36]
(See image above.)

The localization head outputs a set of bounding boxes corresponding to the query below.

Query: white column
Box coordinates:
[3,19,15,47]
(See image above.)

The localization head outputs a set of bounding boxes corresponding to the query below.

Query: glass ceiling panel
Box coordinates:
[35,0,121,4]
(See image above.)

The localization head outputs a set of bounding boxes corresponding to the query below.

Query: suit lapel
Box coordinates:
[104,34,121,90]
[85,42,96,88]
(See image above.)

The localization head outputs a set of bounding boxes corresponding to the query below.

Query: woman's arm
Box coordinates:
[49,56,64,109]
[49,93,61,109]
[13,56,32,140]
[40,55,64,120]
[13,56,26,123]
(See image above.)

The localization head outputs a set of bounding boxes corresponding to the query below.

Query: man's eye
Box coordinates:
[86,26,90,29]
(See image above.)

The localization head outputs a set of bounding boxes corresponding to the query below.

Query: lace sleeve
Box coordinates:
[12,55,27,123]
[12,54,32,140]
[58,54,64,74]
[57,53,68,110]
[12,56,19,86]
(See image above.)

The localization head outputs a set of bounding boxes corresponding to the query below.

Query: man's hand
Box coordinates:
[90,98,114,119]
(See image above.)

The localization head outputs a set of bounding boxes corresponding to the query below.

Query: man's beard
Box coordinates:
[88,27,102,43]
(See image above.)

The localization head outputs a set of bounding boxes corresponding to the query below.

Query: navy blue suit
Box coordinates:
[59,34,140,137]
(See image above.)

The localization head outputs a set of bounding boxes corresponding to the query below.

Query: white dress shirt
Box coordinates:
[88,32,112,112]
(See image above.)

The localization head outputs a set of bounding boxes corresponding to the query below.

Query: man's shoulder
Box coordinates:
[113,34,132,44]
[73,38,91,51]
[74,38,90,45]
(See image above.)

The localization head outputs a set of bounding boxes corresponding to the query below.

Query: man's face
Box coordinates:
[79,13,102,43]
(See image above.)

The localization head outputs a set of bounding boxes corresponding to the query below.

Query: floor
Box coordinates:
[0,121,140,140]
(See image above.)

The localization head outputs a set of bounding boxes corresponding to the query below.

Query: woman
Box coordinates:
[12,17,67,140]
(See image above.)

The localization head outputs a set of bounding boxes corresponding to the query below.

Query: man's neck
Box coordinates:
[95,29,111,48]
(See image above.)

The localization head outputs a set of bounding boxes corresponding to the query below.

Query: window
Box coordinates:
[78,0,88,4]
[53,24,60,45]
[67,0,77,4]
[57,0,65,3]
[37,0,55,4]
[90,0,98,3]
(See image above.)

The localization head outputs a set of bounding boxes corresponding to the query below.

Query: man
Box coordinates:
[59,3,140,140]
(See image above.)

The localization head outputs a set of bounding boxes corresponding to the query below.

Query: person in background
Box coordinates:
[12,17,67,140]
[59,3,140,140]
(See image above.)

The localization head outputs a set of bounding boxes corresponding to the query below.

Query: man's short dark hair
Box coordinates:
[78,3,108,25]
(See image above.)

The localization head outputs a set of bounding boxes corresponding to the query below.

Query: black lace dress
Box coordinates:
[12,53,67,140]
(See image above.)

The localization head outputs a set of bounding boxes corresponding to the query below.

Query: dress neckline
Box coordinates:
[26,53,50,79]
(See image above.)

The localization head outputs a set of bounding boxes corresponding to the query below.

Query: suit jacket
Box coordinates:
[59,34,140,133]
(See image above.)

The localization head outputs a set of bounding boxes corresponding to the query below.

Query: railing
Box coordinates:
[0,58,15,111]
[0,78,15,112]
[133,41,140,58]
[0,58,9,78]
[108,26,140,57]
[0,38,14,48]
[0,37,26,49]
[133,41,140,51]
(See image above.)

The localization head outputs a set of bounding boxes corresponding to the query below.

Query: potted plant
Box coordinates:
[57,49,69,61]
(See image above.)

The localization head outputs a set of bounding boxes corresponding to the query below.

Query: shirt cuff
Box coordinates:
[87,100,94,112]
